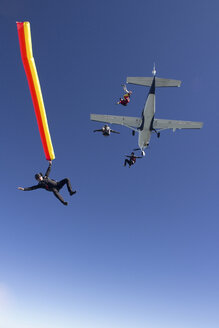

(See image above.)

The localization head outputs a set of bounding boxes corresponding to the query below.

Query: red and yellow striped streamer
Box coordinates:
[17,22,55,161]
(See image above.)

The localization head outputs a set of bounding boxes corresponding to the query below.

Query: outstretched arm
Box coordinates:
[18,185,40,191]
[111,130,120,134]
[45,160,52,177]
[93,129,102,133]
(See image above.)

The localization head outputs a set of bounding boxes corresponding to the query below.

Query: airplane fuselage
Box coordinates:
[138,77,155,154]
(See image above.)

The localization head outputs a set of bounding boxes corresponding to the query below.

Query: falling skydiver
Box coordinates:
[117,84,132,106]
[124,152,142,167]
[18,161,76,206]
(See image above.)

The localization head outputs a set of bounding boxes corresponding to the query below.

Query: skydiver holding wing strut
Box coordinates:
[18,161,76,206]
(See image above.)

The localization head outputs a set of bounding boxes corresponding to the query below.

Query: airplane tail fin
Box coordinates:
[126,77,181,88]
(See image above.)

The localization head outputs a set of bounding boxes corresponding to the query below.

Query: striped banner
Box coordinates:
[17,22,55,161]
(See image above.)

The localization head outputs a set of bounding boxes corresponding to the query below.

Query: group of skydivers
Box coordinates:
[94,84,142,167]
[18,85,141,205]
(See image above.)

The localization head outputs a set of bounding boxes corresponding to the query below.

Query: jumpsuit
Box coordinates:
[23,163,74,205]
[124,155,136,167]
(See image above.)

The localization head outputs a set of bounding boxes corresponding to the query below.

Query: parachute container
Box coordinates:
[17,22,55,161]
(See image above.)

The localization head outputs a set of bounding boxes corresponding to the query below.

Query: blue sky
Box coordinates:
[0,0,219,327]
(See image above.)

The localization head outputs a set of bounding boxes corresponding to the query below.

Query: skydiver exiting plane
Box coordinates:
[117,84,132,106]
[93,124,120,136]
[17,161,76,206]
[124,152,142,167]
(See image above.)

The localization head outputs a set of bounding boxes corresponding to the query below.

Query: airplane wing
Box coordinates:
[153,118,203,132]
[90,114,142,129]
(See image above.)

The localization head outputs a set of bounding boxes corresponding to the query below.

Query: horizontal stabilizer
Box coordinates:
[126,77,181,87]
[90,114,141,128]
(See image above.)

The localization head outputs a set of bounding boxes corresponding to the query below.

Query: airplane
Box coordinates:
[90,65,203,156]
[93,124,120,136]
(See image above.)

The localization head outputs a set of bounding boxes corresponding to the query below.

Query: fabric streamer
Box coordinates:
[17,21,55,161]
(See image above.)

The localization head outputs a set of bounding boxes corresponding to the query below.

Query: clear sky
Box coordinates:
[0,0,219,327]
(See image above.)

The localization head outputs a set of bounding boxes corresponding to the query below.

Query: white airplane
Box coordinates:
[90,66,203,156]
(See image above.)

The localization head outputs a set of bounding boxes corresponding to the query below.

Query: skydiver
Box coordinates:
[17,161,76,206]
[117,84,132,106]
[124,152,142,167]
[93,124,120,136]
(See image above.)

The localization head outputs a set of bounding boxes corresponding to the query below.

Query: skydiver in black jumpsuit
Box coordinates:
[124,152,142,167]
[18,161,76,206]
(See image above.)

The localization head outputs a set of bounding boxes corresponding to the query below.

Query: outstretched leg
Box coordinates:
[57,178,76,195]
[124,159,131,167]
[52,188,68,205]
[122,84,129,93]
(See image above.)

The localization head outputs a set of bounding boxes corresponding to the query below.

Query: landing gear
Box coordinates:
[152,128,160,138]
